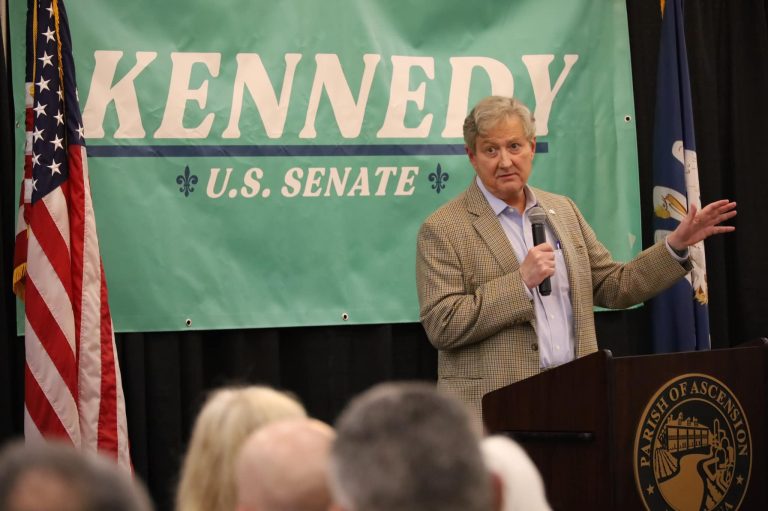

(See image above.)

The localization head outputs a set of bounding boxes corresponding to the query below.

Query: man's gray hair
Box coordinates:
[329,382,491,511]
[463,96,536,152]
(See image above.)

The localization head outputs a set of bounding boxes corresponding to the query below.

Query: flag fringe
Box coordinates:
[13,262,27,301]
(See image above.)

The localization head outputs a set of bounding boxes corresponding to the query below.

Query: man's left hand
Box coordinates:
[667,199,737,251]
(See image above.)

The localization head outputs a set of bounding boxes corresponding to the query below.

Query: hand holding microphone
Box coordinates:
[521,206,554,296]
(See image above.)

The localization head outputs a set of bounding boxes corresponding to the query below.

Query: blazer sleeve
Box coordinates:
[416,218,535,351]
[569,198,691,309]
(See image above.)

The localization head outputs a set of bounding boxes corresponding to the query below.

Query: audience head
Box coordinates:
[236,418,335,511]
[463,96,536,152]
[481,436,551,511]
[329,382,492,511]
[175,385,306,511]
[0,440,153,511]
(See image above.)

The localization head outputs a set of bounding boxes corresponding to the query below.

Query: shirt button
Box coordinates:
[555,345,560,351]
[531,343,539,352]
[549,314,554,319]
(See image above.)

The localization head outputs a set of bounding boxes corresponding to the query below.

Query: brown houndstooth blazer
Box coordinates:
[416,180,691,423]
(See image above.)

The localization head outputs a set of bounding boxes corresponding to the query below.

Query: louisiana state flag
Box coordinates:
[650,0,710,352]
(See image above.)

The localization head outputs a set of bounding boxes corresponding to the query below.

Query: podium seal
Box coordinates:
[634,373,752,511]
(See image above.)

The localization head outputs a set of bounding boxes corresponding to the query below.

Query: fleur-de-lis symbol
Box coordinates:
[428,163,449,194]
[176,165,198,197]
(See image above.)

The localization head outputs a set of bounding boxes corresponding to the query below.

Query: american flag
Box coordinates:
[12,0,131,468]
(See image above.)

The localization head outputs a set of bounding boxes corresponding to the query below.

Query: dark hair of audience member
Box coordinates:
[0,440,153,511]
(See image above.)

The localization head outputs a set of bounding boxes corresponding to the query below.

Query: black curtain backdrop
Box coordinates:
[2,1,768,510]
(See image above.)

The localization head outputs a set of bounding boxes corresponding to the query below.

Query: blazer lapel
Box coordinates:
[465,181,521,274]
[534,194,569,264]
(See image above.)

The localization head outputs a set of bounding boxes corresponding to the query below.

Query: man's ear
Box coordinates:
[490,470,504,511]
[466,145,478,169]
[328,503,349,511]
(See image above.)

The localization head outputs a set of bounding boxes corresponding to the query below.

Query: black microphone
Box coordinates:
[528,206,551,296]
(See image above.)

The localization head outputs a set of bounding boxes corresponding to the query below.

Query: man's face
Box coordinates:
[467,115,536,208]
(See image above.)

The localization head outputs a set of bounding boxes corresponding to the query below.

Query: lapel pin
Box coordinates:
[549,209,556,215]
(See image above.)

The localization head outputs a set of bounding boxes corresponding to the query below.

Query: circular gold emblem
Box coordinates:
[634,373,752,511]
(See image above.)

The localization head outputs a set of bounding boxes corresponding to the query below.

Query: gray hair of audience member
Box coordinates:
[328,382,492,511]
[463,96,536,152]
[481,436,552,511]
[0,440,153,511]
[175,385,307,511]
[236,418,335,511]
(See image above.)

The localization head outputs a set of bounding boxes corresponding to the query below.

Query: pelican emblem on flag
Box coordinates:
[653,141,708,305]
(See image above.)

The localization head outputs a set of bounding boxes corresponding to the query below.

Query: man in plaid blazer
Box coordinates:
[416,96,737,424]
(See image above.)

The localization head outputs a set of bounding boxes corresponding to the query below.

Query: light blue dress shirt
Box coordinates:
[476,178,575,369]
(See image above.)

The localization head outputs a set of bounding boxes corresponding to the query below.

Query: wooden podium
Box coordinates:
[482,341,767,510]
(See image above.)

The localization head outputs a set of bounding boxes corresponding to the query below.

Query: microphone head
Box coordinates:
[528,205,547,226]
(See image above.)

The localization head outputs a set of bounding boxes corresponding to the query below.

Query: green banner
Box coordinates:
[11,0,640,332]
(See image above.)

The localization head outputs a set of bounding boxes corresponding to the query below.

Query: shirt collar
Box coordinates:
[475,176,538,216]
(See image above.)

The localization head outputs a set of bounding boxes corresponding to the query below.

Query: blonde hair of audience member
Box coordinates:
[236,418,335,511]
[0,440,153,511]
[175,386,306,511]
[481,436,552,511]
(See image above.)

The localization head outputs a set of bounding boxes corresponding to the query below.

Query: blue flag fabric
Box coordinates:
[650,0,710,353]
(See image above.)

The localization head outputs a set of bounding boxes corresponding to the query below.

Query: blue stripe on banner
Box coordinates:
[85,142,549,158]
